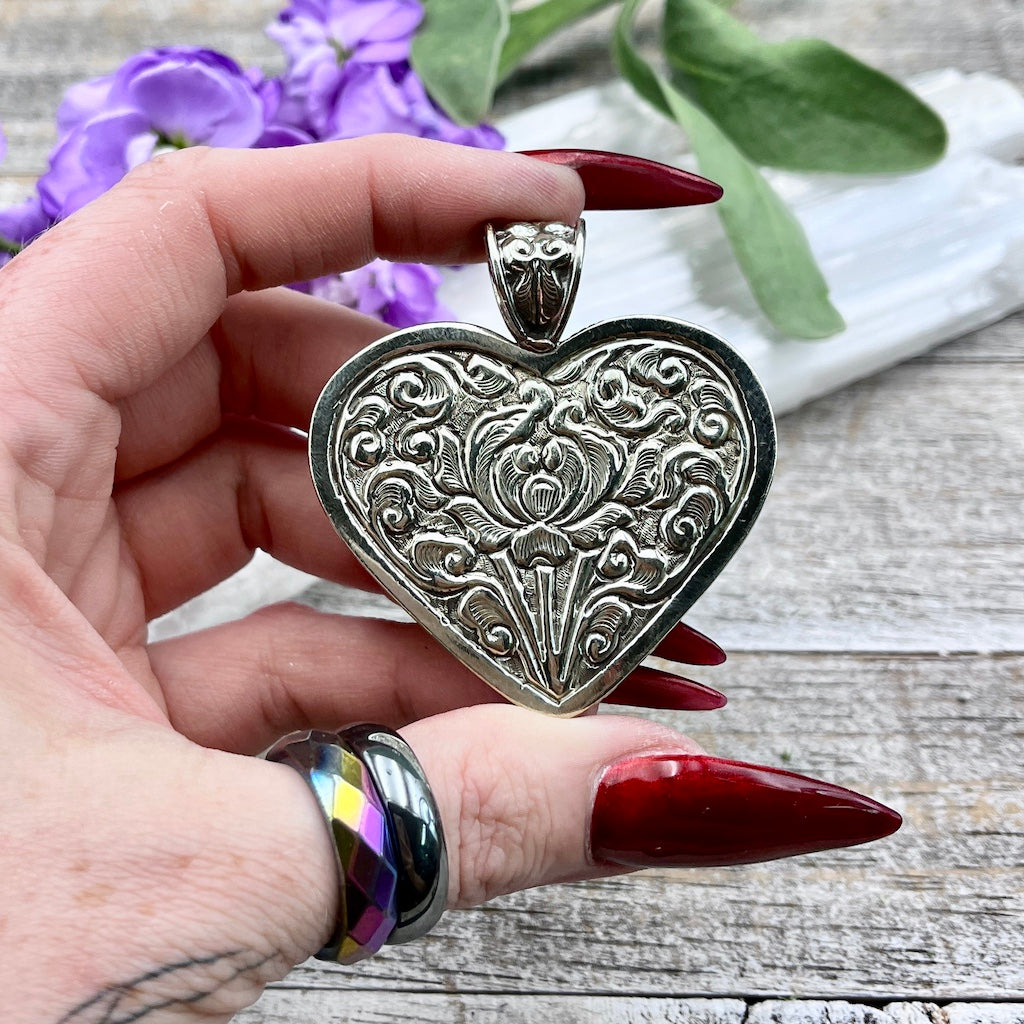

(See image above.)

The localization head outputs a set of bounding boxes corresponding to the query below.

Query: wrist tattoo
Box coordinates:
[55,949,279,1023]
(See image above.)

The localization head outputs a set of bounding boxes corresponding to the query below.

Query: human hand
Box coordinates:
[0,136,899,1023]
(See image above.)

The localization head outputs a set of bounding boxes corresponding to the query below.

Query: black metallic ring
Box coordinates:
[340,724,448,944]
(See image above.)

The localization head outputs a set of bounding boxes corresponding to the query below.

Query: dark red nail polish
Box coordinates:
[591,755,902,869]
[653,622,727,666]
[607,667,726,711]
[522,149,723,210]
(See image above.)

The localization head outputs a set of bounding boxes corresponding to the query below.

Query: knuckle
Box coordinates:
[118,145,217,198]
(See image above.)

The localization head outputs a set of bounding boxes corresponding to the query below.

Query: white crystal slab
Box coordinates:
[440,69,1024,415]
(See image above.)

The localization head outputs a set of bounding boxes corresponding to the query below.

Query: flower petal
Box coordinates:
[57,75,115,134]
[126,61,264,148]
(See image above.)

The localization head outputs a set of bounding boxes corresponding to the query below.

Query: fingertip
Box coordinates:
[509,152,587,220]
[400,706,703,907]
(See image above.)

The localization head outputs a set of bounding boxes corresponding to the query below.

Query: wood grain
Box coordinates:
[237,995,1024,1023]
[2,0,1022,1020]
[233,652,1022,1005]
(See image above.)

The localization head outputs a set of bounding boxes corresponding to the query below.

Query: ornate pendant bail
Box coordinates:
[486,220,585,352]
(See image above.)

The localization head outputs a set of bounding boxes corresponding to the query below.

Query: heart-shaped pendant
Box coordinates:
[310,221,775,716]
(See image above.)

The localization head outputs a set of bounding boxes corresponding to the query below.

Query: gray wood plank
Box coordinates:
[237,993,1024,1023]
[944,1006,1024,1024]
[678,360,1024,654]
[0,0,285,174]
[239,992,747,1023]
[922,312,1024,365]
[4,0,1024,171]
[746,1004,915,1024]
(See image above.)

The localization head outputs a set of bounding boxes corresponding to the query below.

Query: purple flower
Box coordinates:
[308,260,452,327]
[246,71,317,148]
[268,0,503,148]
[10,3,502,328]
[319,63,503,147]
[37,48,291,220]
[269,0,423,138]
[0,193,53,267]
[1,123,55,268]
[270,0,423,69]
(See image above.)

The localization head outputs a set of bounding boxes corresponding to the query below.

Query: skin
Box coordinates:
[0,135,702,1023]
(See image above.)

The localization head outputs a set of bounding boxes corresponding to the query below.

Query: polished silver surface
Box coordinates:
[486,220,585,351]
[340,724,448,945]
[311,289,775,716]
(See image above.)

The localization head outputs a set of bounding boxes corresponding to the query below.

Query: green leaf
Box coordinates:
[662,0,947,173]
[613,0,845,339]
[411,0,510,125]
[499,0,619,81]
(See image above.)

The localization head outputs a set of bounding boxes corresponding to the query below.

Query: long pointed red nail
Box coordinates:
[607,667,726,711]
[653,622,727,666]
[522,149,723,210]
[591,755,902,869]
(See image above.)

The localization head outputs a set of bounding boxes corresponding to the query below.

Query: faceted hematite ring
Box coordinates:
[264,729,400,964]
[339,724,448,944]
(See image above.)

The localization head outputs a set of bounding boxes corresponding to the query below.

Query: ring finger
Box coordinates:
[151,604,729,754]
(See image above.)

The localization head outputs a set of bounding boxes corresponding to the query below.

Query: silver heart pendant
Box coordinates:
[310,221,775,716]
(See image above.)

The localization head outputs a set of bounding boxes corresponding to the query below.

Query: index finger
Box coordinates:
[0,135,584,403]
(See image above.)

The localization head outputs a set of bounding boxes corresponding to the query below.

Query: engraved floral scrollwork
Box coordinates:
[330,338,753,706]
[406,533,476,592]
[457,587,518,658]
[579,598,632,666]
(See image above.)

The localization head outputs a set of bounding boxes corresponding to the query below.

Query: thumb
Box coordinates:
[400,706,901,909]
[217,705,900,980]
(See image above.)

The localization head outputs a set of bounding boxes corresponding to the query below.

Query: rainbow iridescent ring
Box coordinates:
[264,726,447,963]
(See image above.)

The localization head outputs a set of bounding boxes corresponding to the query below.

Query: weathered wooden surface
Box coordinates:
[3,1,1023,1022]
[228,650,1024,1009]
[239,994,1024,1023]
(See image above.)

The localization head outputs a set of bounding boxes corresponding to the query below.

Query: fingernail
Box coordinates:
[653,622,727,666]
[521,149,723,210]
[591,755,902,868]
[607,667,727,711]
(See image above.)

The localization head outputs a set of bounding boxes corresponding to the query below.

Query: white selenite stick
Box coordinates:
[440,69,1024,415]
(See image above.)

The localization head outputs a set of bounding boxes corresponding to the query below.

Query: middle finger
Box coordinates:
[115,287,389,480]
[115,418,381,618]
